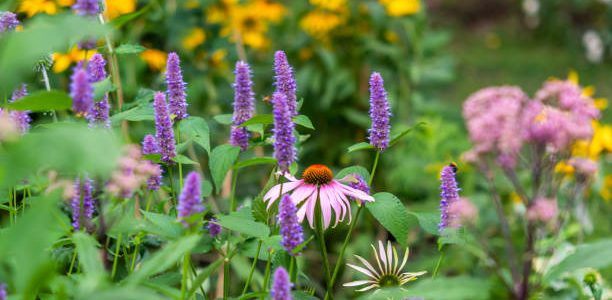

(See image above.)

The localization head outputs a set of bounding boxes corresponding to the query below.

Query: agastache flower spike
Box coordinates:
[71,177,94,231]
[230,61,255,151]
[87,54,107,82]
[270,267,293,300]
[72,0,100,16]
[9,84,31,133]
[142,134,162,190]
[177,171,204,226]
[0,11,19,32]
[368,72,391,151]
[70,67,94,117]
[439,164,460,232]
[86,54,110,128]
[278,194,304,255]
[272,92,296,173]
[165,52,188,120]
[273,51,298,117]
[153,92,177,163]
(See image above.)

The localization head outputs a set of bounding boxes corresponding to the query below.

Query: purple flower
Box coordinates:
[208,218,222,237]
[229,61,255,151]
[0,282,6,300]
[368,72,391,152]
[70,67,94,117]
[273,51,297,117]
[87,98,110,128]
[87,54,107,82]
[71,177,94,231]
[142,134,159,154]
[9,84,30,134]
[78,39,97,50]
[278,194,303,255]
[270,267,292,300]
[348,174,370,204]
[0,11,19,33]
[272,92,296,173]
[72,0,100,16]
[165,52,188,120]
[153,92,176,163]
[147,164,163,191]
[177,171,204,226]
[439,165,460,232]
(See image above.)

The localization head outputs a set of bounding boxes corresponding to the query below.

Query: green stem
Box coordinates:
[242,239,263,294]
[130,239,140,272]
[289,256,296,283]
[176,124,183,190]
[8,189,14,225]
[229,169,239,212]
[145,192,153,212]
[181,253,190,299]
[261,250,273,298]
[68,249,78,275]
[168,166,177,207]
[224,253,231,299]
[190,263,207,298]
[369,151,381,186]
[314,198,331,284]
[432,246,445,279]
[111,233,123,279]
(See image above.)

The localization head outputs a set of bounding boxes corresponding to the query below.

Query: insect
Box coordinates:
[449,162,458,174]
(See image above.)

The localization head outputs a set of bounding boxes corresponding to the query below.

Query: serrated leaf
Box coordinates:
[347,142,374,153]
[209,144,240,193]
[5,90,71,112]
[251,170,277,223]
[293,115,314,129]
[233,157,276,169]
[217,210,270,238]
[545,239,612,282]
[214,114,233,125]
[409,211,440,235]
[111,105,154,123]
[366,193,411,246]
[172,154,199,165]
[72,232,105,275]
[179,116,210,154]
[240,114,273,127]
[93,77,115,100]
[141,211,183,240]
[115,44,146,54]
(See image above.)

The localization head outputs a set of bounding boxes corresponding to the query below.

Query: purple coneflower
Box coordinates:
[368,72,391,151]
[0,11,19,32]
[166,52,188,120]
[270,267,292,300]
[229,61,255,151]
[208,218,222,237]
[70,67,94,117]
[9,84,31,134]
[439,164,460,232]
[72,0,100,16]
[273,50,297,117]
[177,171,204,226]
[71,177,94,231]
[272,92,296,173]
[278,194,303,255]
[153,92,176,163]
[264,164,374,230]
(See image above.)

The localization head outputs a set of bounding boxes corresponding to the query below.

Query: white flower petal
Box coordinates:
[378,241,388,273]
[371,244,384,275]
[343,280,373,287]
[386,241,393,274]
[398,247,410,271]
[356,284,379,292]
[347,263,376,279]
[354,255,380,277]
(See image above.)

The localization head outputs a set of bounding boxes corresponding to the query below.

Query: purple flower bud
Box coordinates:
[273,51,297,117]
[208,218,222,237]
[178,171,204,226]
[278,195,303,255]
[72,0,100,16]
[439,165,460,232]
[0,11,19,33]
[70,67,94,117]
[272,92,296,173]
[71,177,94,231]
[87,53,107,82]
[142,134,159,155]
[270,267,292,300]
[153,92,176,163]
[147,165,163,191]
[0,282,6,300]
[165,52,188,120]
[230,61,255,151]
[368,72,391,151]
[9,84,30,134]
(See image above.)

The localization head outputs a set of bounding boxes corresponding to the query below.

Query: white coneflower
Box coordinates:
[343,241,426,292]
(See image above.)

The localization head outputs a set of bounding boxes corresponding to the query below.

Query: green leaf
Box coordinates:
[111,105,154,123]
[209,144,240,193]
[179,116,210,154]
[115,44,146,54]
[366,193,411,247]
[187,258,224,298]
[293,115,315,129]
[388,122,426,148]
[109,5,149,28]
[5,90,72,112]
[126,235,201,284]
[406,276,491,300]
[214,114,233,125]
[233,157,276,169]
[240,114,273,127]
[335,166,370,182]
[293,291,319,300]
[142,211,183,240]
[545,239,612,282]
[217,210,270,238]
[72,232,105,275]
[172,154,199,165]
[81,287,167,300]
[408,211,440,235]
[93,77,115,100]
[347,142,374,153]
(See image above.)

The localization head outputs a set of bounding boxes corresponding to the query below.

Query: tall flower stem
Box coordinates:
[176,124,183,190]
[181,253,190,299]
[68,249,78,275]
[314,197,332,288]
[432,245,446,279]
[289,256,297,283]
[224,244,231,298]
[261,249,273,299]
[242,239,262,294]
[325,150,381,300]
[229,169,239,212]
[168,166,177,207]
[111,233,123,279]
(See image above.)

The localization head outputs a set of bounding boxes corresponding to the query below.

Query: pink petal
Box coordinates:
[263,180,303,209]
[319,185,332,229]
[336,181,375,202]
[290,184,316,205]
[305,191,318,228]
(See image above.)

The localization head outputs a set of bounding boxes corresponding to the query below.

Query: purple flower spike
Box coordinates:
[273,51,297,117]
[166,52,188,120]
[153,92,177,163]
[278,194,303,255]
[229,61,255,151]
[147,164,163,191]
[88,98,110,128]
[72,0,100,16]
[87,54,107,82]
[272,92,296,173]
[368,72,391,151]
[271,267,293,300]
[71,177,94,231]
[9,84,31,134]
[142,134,159,154]
[178,171,204,226]
[208,218,222,237]
[82,177,95,224]
[439,165,460,232]
[70,67,94,117]
[0,11,19,33]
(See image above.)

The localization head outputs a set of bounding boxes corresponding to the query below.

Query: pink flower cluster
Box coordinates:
[107,145,162,198]
[447,197,478,228]
[463,80,600,168]
[527,197,558,223]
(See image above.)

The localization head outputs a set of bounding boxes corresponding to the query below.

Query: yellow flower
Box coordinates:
[554,161,575,175]
[57,0,74,6]
[379,0,420,17]
[300,10,344,39]
[601,175,612,202]
[209,49,227,67]
[19,0,58,17]
[140,49,167,71]
[309,0,347,12]
[594,98,608,110]
[104,0,136,20]
[52,47,97,73]
[182,27,206,50]
[572,121,612,160]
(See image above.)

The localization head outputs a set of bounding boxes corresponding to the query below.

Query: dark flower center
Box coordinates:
[378,274,400,287]
[302,164,333,185]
